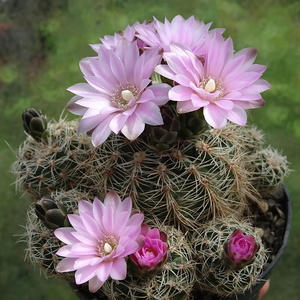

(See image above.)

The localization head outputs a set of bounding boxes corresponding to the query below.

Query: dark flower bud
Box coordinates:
[144,103,181,150]
[178,108,208,138]
[22,108,48,142]
[35,196,71,229]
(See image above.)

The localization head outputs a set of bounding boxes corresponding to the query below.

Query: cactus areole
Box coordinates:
[12,15,291,300]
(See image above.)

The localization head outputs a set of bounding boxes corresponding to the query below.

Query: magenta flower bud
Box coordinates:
[222,230,260,270]
[130,224,169,275]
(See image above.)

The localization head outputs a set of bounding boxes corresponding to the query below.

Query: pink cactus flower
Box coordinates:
[54,191,144,293]
[90,21,149,52]
[155,31,271,129]
[222,230,260,269]
[135,15,220,54]
[67,38,170,146]
[130,224,168,274]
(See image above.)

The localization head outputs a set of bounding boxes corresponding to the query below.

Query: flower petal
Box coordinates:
[121,115,145,141]
[215,100,234,110]
[91,116,115,146]
[71,231,98,246]
[134,102,163,126]
[96,261,113,282]
[225,105,248,126]
[56,257,77,272]
[203,105,228,129]
[88,276,104,293]
[66,96,87,115]
[71,242,98,256]
[169,85,193,101]
[56,245,75,257]
[109,113,129,134]
[110,258,127,280]
[74,256,103,269]
[54,227,78,245]
[80,211,103,240]
[75,265,99,285]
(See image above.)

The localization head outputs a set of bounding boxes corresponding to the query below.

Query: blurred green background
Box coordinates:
[0,0,299,299]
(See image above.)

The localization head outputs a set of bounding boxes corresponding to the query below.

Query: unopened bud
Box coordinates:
[22,108,48,142]
[35,196,70,229]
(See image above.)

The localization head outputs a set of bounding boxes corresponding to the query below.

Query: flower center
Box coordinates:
[98,236,117,257]
[199,77,224,101]
[144,249,156,260]
[111,84,139,110]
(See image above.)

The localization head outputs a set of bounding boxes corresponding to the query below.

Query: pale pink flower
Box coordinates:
[67,39,171,146]
[135,15,222,55]
[222,230,259,270]
[90,21,149,52]
[155,32,271,129]
[54,191,144,293]
[130,224,168,274]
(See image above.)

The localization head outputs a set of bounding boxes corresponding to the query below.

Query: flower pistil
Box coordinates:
[199,77,224,101]
[111,84,139,110]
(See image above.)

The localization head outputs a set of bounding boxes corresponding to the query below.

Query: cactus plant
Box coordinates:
[11,15,291,300]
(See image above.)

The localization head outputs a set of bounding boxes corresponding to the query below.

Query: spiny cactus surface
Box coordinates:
[12,114,290,300]
[193,217,268,297]
[12,117,289,230]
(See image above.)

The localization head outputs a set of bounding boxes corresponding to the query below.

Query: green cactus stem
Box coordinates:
[12,116,290,230]
[248,146,290,195]
[11,117,97,200]
[13,113,291,300]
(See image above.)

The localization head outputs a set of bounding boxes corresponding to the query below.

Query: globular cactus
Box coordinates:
[26,194,196,300]
[94,125,255,230]
[12,117,98,200]
[193,217,268,297]
[13,114,288,231]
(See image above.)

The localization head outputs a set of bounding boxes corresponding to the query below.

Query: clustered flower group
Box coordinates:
[67,15,270,146]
